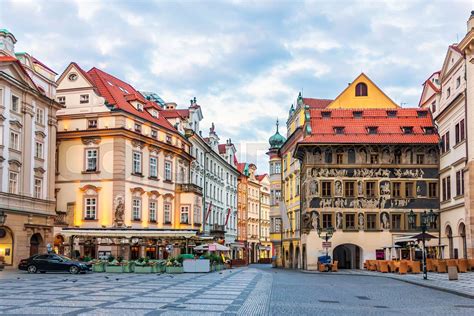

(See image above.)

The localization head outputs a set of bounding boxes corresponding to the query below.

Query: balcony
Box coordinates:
[176,183,203,195]
[210,224,226,234]
[54,210,68,226]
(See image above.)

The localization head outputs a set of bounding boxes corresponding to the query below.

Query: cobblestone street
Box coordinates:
[0,265,473,315]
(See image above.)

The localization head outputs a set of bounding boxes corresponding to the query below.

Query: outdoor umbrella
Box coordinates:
[194,242,230,251]
[410,232,437,241]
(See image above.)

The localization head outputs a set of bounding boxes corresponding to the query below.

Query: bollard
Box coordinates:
[448,266,458,280]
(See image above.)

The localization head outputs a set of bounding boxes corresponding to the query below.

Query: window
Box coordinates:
[344,181,355,197]
[85,149,98,172]
[394,151,402,164]
[402,126,413,134]
[405,182,415,198]
[387,110,397,118]
[321,111,331,118]
[446,87,451,98]
[441,132,450,153]
[353,111,363,118]
[132,199,141,220]
[134,123,141,133]
[345,213,355,229]
[8,171,18,194]
[424,127,435,135]
[164,203,171,223]
[68,73,78,81]
[431,101,436,113]
[34,178,42,199]
[370,154,379,164]
[355,82,368,96]
[365,182,376,197]
[417,110,428,118]
[456,76,461,88]
[324,150,332,163]
[57,96,66,105]
[149,157,158,178]
[166,135,172,144]
[84,197,97,220]
[442,176,451,201]
[132,152,142,175]
[455,119,465,144]
[392,182,402,198]
[35,107,44,125]
[366,214,377,230]
[164,161,172,181]
[9,131,19,150]
[428,182,438,198]
[151,129,157,138]
[11,95,19,112]
[391,214,401,230]
[180,206,189,224]
[88,119,97,129]
[336,153,343,164]
[35,142,43,159]
[321,181,332,197]
[334,127,345,134]
[194,205,201,224]
[275,162,281,174]
[456,170,464,196]
[149,201,157,222]
[367,126,378,135]
[416,154,424,164]
[79,94,89,104]
[322,214,332,229]
[408,213,417,230]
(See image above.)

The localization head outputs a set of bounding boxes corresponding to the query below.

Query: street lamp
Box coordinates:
[0,211,7,226]
[408,209,438,280]
[317,225,334,258]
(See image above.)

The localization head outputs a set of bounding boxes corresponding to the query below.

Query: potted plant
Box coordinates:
[91,259,106,272]
[165,257,184,274]
[120,257,134,273]
[105,256,123,273]
[134,257,153,273]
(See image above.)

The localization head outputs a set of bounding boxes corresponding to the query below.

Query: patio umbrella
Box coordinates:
[194,242,230,252]
[410,232,437,241]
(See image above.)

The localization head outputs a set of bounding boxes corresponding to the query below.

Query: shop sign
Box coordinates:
[322,242,332,248]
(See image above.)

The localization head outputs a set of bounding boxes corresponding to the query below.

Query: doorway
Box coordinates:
[333,244,363,269]
[30,233,43,256]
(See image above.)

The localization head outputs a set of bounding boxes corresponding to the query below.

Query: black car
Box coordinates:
[18,254,91,274]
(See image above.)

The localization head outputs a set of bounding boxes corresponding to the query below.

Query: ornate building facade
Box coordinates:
[54,63,202,260]
[0,29,62,266]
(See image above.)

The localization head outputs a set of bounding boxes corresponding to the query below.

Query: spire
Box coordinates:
[276,118,279,133]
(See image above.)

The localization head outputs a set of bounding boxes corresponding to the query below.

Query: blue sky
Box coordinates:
[1,0,472,172]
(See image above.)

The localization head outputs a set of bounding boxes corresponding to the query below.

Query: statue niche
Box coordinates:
[114,196,125,227]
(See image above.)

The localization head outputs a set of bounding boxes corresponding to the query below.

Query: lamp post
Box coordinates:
[408,209,437,280]
[0,211,7,226]
[317,226,334,258]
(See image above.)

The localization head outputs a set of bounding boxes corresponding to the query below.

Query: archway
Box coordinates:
[295,247,300,269]
[30,233,43,256]
[446,225,453,258]
[302,245,307,270]
[54,235,65,255]
[0,227,14,265]
[459,223,467,259]
[289,243,294,269]
[284,248,288,268]
[333,244,363,269]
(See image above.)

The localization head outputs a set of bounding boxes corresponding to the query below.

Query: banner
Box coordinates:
[224,208,232,226]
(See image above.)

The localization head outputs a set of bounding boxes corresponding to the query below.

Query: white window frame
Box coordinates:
[84,197,97,220]
[164,160,172,181]
[8,171,18,194]
[132,198,141,221]
[9,130,20,150]
[11,94,19,112]
[180,205,189,224]
[85,148,98,172]
[164,202,171,224]
[34,178,42,199]
[57,96,66,105]
[80,94,89,104]
[35,141,44,159]
[35,107,45,125]
[149,201,157,222]
[133,151,142,175]
[149,157,158,178]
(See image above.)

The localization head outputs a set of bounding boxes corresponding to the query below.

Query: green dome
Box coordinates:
[269,119,286,149]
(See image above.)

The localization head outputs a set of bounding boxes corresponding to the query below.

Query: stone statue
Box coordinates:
[335,181,342,196]
[311,211,319,230]
[358,181,363,196]
[358,213,365,228]
[310,180,318,195]
[114,196,125,227]
[302,213,312,232]
[336,212,343,229]
[381,212,390,229]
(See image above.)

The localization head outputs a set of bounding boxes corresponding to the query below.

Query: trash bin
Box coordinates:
[448,266,458,280]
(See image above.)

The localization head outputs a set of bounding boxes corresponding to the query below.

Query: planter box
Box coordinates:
[105,265,123,273]
[134,266,153,273]
[216,264,225,271]
[183,259,210,273]
[92,263,105,272]
[166,266,184,274]
[123,263,134,273]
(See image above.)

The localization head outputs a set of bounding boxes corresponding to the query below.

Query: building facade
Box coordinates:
[54,63,202,260]
[0,29,61,266]
[257,174,271,261]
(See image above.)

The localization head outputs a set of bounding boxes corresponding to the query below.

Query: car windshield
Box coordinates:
[57,255,72,261]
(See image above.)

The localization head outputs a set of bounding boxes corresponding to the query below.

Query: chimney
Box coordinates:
[468,11,474,32]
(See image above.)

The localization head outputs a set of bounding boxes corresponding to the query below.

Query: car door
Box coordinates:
[47,255,65,271]
[33,255,49,270]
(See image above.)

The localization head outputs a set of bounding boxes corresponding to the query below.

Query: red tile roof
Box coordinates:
[303,98,333,109]
[218,144,226,154]
[236,162,246,174]
[300,108,439,144]
[86,67,175,131]
[160,109,190,119]
[256,174,267,181]
[0,55,17,62]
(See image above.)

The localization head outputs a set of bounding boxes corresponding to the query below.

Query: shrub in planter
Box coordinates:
[165,257,183,273]
[166,266,184,273]
[91,260,106,272]
[134,257,153,273]
[106,258,125,273]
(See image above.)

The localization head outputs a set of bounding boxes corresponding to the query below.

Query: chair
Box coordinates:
[437,260,447,273]
[399,261,408,274]
[457,259,468,273]
[388,261,398,273]
[426,259,435,272]
[379,261,389,273]
[409,261,421,274]
[319,263,327,272]
[368,260,377,271]
[331,261,338,272]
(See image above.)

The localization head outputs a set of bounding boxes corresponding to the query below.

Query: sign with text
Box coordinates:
[322,242,332,248]
[208,244,217,251]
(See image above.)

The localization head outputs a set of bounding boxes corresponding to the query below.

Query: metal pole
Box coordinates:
[422,225,427,280]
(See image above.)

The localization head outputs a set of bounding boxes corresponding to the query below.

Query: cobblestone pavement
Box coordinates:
[0,265,473,315]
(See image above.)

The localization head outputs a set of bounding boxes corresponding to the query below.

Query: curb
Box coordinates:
[299,269,474,299]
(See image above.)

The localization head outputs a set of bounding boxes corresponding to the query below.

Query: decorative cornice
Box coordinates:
[132,139,145,149]
[79,184,101,192]
[9,119,23,129]
[130,187,145,195]
[34,167,46,174]
[8,159,22,167]
[48,117,58,127]
[147,190,160,197]
[81,137,101,146]
[35,130,47,138]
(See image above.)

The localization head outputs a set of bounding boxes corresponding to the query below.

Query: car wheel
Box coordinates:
[27,265,37,273]
[69,266,80,274]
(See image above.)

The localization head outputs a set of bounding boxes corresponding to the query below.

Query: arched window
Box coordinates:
[355,82,368,96]
[445,225,453,258]
[459,223,467,259]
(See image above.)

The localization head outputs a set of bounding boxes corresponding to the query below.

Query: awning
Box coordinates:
[410,232,437,241]
[194,242,230,251]
[60,228,198,239]
[230,242,245,249]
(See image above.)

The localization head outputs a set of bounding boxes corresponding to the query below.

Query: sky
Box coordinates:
[1,0,472,172]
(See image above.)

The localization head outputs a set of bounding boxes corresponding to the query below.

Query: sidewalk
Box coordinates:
[302,269,474,298]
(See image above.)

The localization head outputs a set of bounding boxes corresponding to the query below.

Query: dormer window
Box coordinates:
[166,135,172,144]
[151,109,158,118]
[88,119,98,129]
[417,110,428,118]
[424,127,435,135]
[446,87,451,98]
[57,96,66,105]
[334,127,345,135]
[367,126,378,134]
[134,123,142,133]
[353,111,363,118]
[80,94,89,104]
[151,130,158,138]
[136,103,143,111]
[387,110,397,118]
[355,82,368,96]
[402,126,414,134]
[321,111,331,119]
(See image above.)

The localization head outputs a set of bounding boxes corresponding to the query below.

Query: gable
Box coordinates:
[0,59,38,91]
[419,81,439,107]
[57,63,94,90]
[440,46,463,81]
[327,73,399,109]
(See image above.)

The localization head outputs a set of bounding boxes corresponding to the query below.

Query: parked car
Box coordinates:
[18,254,91,274]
